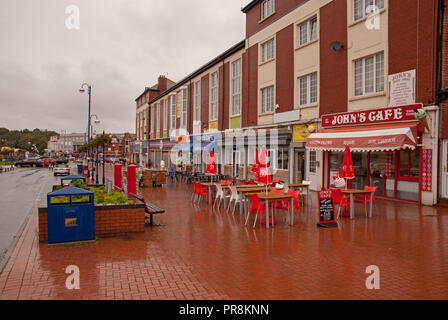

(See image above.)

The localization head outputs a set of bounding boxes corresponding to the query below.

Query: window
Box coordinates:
[194,81,201,122]
[261,0,275,20]
[210,72,218,121]
[399,150,419,178]
[261,86,275,113]
[353,0,384,22]
[299,72,318,106]
[354,52,384,97]
[150,107,155,137]
[163,100,168,132]
[309,151,317,173]
[156,103,160,134]
[231,59,241,115]
[261,38,275,63]
[180,88,187,128]
[299,16,318,46]
[170,95,176,131]
[277,149,289,170]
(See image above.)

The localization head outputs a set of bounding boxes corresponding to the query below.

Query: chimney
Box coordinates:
[158,75,167,92]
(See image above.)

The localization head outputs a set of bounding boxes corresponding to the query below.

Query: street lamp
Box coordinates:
[79,83,92,142]
[90,114,100,139]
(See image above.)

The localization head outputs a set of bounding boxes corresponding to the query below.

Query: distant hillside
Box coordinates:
[0,128,59,153]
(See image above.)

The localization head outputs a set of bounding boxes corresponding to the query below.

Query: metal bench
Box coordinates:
[135,195,165,226]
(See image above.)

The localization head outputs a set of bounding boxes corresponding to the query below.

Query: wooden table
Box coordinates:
[341,189,374,219]
[255,192,294,229]
[288,183,310,205]
[201,182,228,206]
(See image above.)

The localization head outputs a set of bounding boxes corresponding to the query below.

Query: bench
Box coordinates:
[134,195,165,226]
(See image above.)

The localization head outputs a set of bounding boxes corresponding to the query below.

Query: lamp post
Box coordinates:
[89,114,101,184]
[102,130,105,185]
[79,83,92,142]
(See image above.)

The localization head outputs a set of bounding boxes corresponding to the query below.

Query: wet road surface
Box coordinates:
[0,167,62,265]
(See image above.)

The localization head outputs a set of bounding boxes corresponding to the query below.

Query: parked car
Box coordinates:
[53,164,70,176]
[15,159,44,168]
[55,157,69,164]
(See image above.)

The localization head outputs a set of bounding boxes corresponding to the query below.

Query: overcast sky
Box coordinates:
[0,0,250,134]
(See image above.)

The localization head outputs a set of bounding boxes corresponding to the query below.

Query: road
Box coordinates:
[0,167,64,265]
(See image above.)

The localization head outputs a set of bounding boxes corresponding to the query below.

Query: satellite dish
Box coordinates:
[330,41,344,51]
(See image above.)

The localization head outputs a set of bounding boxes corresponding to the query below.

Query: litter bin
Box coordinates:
[47,187,95,244]
[61,174,86,186]
[77,164,83,174]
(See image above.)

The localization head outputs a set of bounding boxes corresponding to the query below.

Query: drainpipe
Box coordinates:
[436,0,445,202]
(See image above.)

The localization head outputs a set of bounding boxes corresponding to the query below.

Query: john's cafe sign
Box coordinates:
[321,104,422,128]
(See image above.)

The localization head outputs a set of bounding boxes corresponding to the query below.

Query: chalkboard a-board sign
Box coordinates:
[317,190,338,228]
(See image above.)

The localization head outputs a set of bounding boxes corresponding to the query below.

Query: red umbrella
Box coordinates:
[205,150,217,175]
[257,146,272,186]
[251,149,260,173]
[339,145,355,187]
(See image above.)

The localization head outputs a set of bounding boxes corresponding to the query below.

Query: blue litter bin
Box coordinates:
[61,174,86,186]
[77,164,83,174]
[47,187,95,244]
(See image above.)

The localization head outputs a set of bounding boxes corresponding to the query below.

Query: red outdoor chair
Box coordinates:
[245,193,268,228]
[248,180,257,185]
[194,182,209,204]
[285,189,301,211]
[355,186,378,216]
[270,189,288,211]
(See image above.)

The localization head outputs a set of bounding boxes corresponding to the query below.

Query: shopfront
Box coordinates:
[149,140,175,168]
[306,104,439,205]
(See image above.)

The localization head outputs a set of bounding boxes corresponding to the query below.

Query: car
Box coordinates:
[53,164,70,176]
[15,159,44,168]
[55,157,69,164]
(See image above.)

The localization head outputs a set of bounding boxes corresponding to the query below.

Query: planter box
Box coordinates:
[38,203,145,242]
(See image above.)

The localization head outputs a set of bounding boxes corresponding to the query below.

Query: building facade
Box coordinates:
[48,133,87,154]
[135,0,447,205]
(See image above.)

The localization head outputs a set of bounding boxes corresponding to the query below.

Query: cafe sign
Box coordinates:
[321,104,422,128]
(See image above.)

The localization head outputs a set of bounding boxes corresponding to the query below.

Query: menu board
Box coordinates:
[318,190,336,225]
[422,149,432,192]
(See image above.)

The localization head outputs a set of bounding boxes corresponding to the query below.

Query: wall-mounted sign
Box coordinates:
[293,123,317,142]
[193,121,201,135]
[209,121,218,131]
[388,70,416,107]
[422,149,432,192]
[274,110,300,124]
[321,104,422,128]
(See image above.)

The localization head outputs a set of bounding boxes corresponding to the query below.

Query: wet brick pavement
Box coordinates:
[0,180,447,300]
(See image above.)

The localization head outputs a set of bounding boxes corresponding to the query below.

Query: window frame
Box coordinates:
[170,95,176,132]
[353,0,385,22]
[298,72,318,107]
[277,148,289,170]
[298,16,318,47]
[261,38,275,63]
[354,52,385,97]
[180,88,188,128]
[261,85,275,114]
[260,0,275,20]
[156,103,160,135]
[231,59,242,116]
[163,99,168,133]
[309,151,317,173]
[210,72,219,121]
[194,81,201,122]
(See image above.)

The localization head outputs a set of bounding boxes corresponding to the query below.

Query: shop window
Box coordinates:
[309,151,317,173]
[352,152,368,190]
[369,152,395,197]
[399,149,420,178]
[277,149,289,170]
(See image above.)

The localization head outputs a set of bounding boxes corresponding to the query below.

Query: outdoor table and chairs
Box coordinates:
[252,192,294,229]
[340,188,375,219]
[288,182,311,206]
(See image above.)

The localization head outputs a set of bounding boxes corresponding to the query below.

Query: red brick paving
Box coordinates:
[1,179,448,300]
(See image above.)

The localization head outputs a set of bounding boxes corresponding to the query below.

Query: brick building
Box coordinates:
[135,0,447,205]
[104,133,135,160]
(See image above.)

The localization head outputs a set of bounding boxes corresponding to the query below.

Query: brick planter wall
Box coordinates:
[38,203,145,242]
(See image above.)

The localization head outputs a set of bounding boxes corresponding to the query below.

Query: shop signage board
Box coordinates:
[293,123,317,142]
[422,149,433,192]
[388,70,416,107]
[317,190,337,228]
[321,104,422,128]
[274,110,300,124]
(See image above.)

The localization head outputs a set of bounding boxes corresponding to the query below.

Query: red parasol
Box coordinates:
[339,145,355,187]
[257,146,272,186]
[205,150,217,175]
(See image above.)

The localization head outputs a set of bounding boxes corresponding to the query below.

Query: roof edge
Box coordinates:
[242,0,261,13]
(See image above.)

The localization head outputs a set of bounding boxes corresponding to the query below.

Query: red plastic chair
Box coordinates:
[191,181,199,201]
[283,189,301,211]
[356,186,377,216]
[248,180,257,185]
[245,193,267,227]
[242,180,248,185]
[270,189,288,210]
[195,182,209,203]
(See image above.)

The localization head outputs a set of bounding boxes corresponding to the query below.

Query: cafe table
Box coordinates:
[341,189,375,219]
[200,182,227,206]
[237,186,282,215]
[254,192,294,229]
[288,183,310,205]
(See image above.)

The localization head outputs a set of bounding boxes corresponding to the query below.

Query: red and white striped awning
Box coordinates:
[306,124,419,152]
